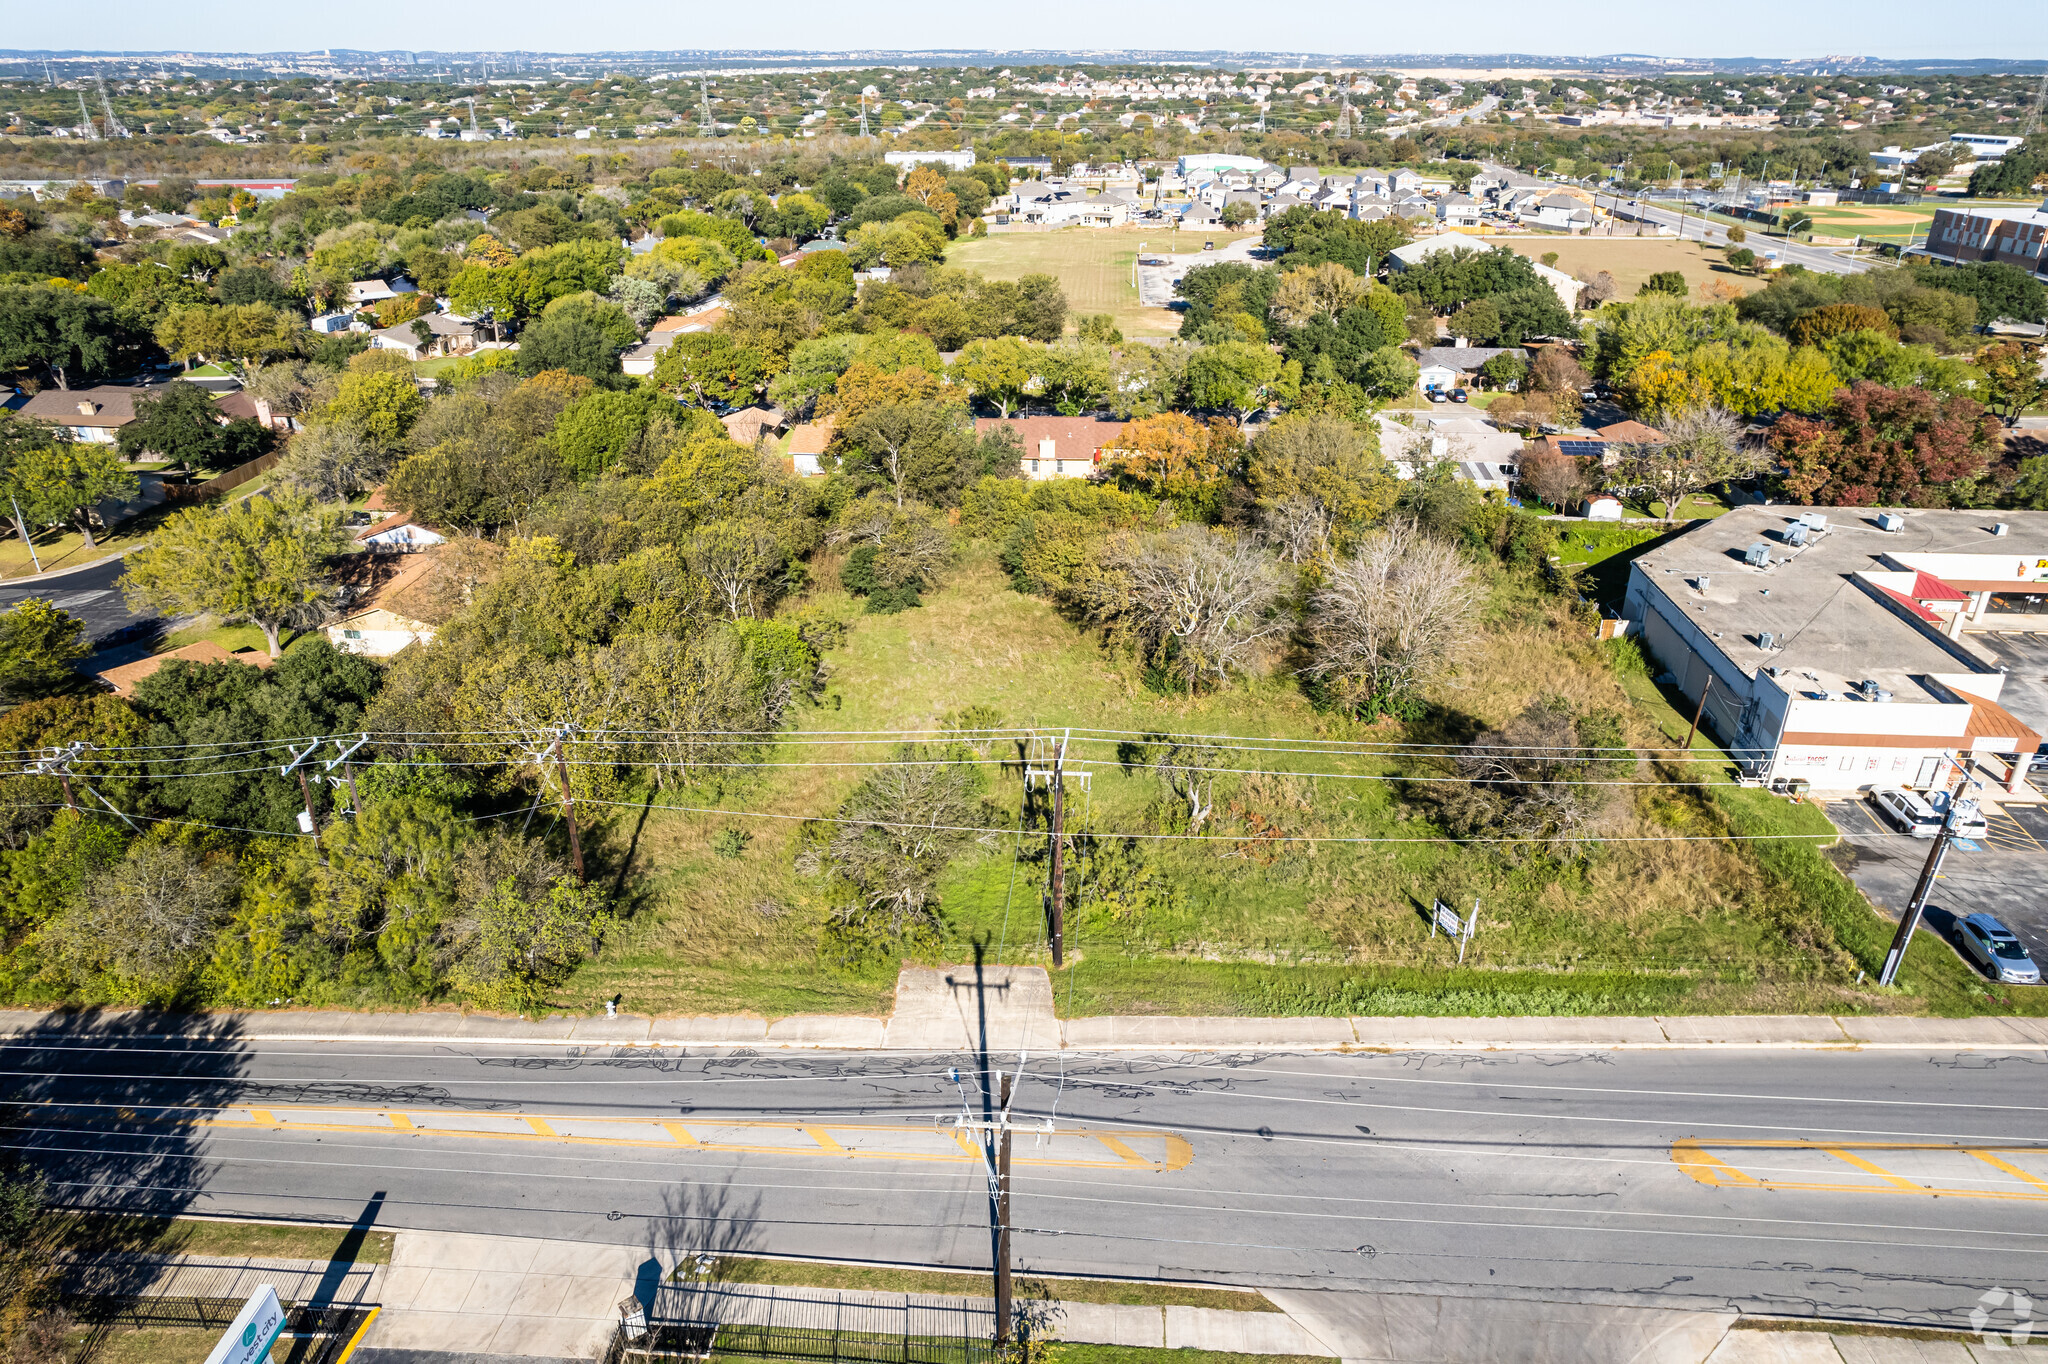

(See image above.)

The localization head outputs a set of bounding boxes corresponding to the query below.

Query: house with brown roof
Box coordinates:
[95,641,272,697]
[19,386,144,444]
[787,417,835,477]
[721,406,785,447]
[326,549,441,658]
[974,415,1126,480]
[356,510,448,554]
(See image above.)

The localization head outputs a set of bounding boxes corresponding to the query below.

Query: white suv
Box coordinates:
[1870,788,1941,838]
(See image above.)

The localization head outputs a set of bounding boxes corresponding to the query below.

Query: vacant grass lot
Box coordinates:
[946,230,1255,336]
[1494,236,1759,300]
[561,540,2030,1022]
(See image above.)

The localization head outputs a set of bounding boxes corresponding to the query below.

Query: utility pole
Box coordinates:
[96,77,130,138]
[10,494,41,573]
[30,742,86,812]
[994,1070,1013,1343]
[281,741,322,836]
[943,1067,1040,1348]
[324,733,370,817]
[1047,729,1068,968]
[1681,675,1714,752]
[536,724,585,881]
[1879,767,1974,987]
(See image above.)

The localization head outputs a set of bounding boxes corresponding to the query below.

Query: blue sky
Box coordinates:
[13,0,2036,63]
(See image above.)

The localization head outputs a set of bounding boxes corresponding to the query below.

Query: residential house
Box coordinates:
[1413,345,1529,395]
[1524,192,1597,232]
[355,510,448,554]
[1437,193,1484,228]
[310,312,367,334]
[368,311,480,361]
[975,414,1126,480]
[327,550,441,658]
[19,386,144,443]
[345,277,418,308]
[1387,230,1496,273]
[721,406,784,446]
[787,417,834,476]
[95,640,271,697]
[1530,419,1667,468]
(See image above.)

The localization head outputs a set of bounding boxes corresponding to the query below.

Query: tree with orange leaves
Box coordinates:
[1100,412,1244,520]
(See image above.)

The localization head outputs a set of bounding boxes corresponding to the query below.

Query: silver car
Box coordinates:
[1957,914,2041,985]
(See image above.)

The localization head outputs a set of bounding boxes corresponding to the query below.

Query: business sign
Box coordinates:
[1430,899,1482,964]
[205,1285,284,1364]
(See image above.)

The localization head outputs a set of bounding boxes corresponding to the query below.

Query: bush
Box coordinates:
[710,828,751,859]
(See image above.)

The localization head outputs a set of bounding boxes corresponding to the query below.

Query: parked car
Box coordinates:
[1450,388,1470,403]
[2029,743,2048,777]
[1956,913,2041,984]
[1870,787,1942,838]
[1926,789,1990,840]
[1427,389,1448,403]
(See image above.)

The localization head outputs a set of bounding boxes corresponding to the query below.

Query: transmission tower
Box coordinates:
[1334,87,1353,139]
[96,78,130,138]
[76,90,101,141]
[2022,73,2047,140]
[698,77,714,137]
[859,85,876,138]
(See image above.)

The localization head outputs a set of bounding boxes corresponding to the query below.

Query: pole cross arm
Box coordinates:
[324,733,371,773]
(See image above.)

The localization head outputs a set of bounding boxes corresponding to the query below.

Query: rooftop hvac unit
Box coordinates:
[1786,524,1810,547]
[1797,512,1828,530]
[1994,523,2011,537]
[1744,542,1771,567]
[1758,630,1777,650]
[1877,513,1905,532]
[1696,574,1712,593]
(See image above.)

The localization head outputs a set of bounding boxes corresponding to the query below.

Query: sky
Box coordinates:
[10,0,2040,63]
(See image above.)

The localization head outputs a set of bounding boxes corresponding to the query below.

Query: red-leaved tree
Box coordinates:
[1770,381,1997,507]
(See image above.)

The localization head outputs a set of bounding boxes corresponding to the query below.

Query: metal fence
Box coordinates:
[65,1296,373,1364]
[605,1283,998,1364]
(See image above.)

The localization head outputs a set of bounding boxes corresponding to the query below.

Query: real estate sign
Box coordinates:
[204,1285,285,1364]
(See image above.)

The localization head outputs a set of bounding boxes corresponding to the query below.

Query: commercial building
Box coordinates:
[884,149,976,172]
[1621,507,2048,795]
[1911,199,2048,280]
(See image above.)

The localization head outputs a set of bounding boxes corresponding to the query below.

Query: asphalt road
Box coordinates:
[1586,194,1871,276]
[0,556,156,651]
[6,1026,2045,1334]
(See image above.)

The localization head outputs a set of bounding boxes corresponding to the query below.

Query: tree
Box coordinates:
[1517,445,1590,511]
[0,286,122,390]
[1014,273,1068,342]
[1770,382,1997,507]
[1726,226,1747,245]
[273,425,390,502]
[0,599,90,704]
[1220,201,1259,228]
[1301,520,1481,717]
[5,444,137,549]
[1448,298,1503,344]
[325,368,426,453]
[1184,341,1293,424]
[804,744,986,940]
[686,517,787,619]
[1609,408,1765,518]
[445,874,613,1011]
[1271,262,1366,328]
[43,836,238,993]
[1102,412,1243,519]
[1263,206,1412,276]
[951,336,1036,417]
[841,401,968,507]
[1788,303,1895,347]
[1247,412,1398,547]
[1978,341,2047,426]
[117,381,237,472]
[1433,695,1624,849]
[1640,271,1688,298]
[516,302,628,386]
[121,494,352,658]
[1033,341,1113,414]
[1084,526,1286,689]
[654,331,770,408]
[1725,247,1757,274]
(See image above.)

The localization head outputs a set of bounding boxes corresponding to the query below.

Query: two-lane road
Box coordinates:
[6,1029,2044,1334]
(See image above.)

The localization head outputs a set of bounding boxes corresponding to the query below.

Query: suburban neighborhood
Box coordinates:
[0,33,2047,1364]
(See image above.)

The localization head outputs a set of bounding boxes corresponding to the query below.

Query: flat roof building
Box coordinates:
[1622,506,2048,794]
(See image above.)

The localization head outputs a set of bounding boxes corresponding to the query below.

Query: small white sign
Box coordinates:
[205,1285,284,1364]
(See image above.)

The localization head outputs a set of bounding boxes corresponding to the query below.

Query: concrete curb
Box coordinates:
[3,1008,2044,1051]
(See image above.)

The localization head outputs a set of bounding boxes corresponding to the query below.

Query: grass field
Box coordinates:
[559,541,2027,1023]
[946,229,1256,336]
[1790,198,2018,246]
[1493,236,1760,300]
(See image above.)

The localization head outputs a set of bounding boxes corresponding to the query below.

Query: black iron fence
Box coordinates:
[604,1284,999,1364]
[65,1295,374,1364]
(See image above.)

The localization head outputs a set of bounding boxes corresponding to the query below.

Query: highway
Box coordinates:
[6,1024,2046,1333]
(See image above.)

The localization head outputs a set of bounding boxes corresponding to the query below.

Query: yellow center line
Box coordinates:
[1673,1138,2048,1201]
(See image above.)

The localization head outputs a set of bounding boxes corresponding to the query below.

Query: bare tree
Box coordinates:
[1608,407,1763,520]
[1516,444,1591,511]
[1433,696,1628,851]
[1087,526,1288,689]
[1147,740,1227,833]
[1301,520,1482,715]
[803,747,987,936]
[1258,493,1335,565]
[273,424,391,502]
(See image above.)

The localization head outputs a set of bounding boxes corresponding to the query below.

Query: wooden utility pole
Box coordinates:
[1047,730,1068,968]
[1880,767,1972,987]
[281,741,322,836]
[994,1071,1014,1345]
[325,734,370,818]
[543,725,586,882]
[1682,675,1714,752]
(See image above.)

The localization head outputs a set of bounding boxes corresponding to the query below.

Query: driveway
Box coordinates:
[1824,795,2048,985]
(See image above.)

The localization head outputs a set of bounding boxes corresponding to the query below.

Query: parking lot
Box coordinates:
[1970,630,2048,736]
[1825,794,2048,984]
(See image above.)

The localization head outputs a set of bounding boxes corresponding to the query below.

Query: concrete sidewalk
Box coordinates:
[357,1230,650,1360]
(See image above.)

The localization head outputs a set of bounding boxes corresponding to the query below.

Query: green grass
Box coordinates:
[61,1325,267,1364]
[50,1212,395,1264]
[155,620,298,657]
[412,355,463,379]
[1056,1349,1331,1364]
[945,230,1255,337]
[549,546,2017,1022]
[686,1258,1277,1312]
